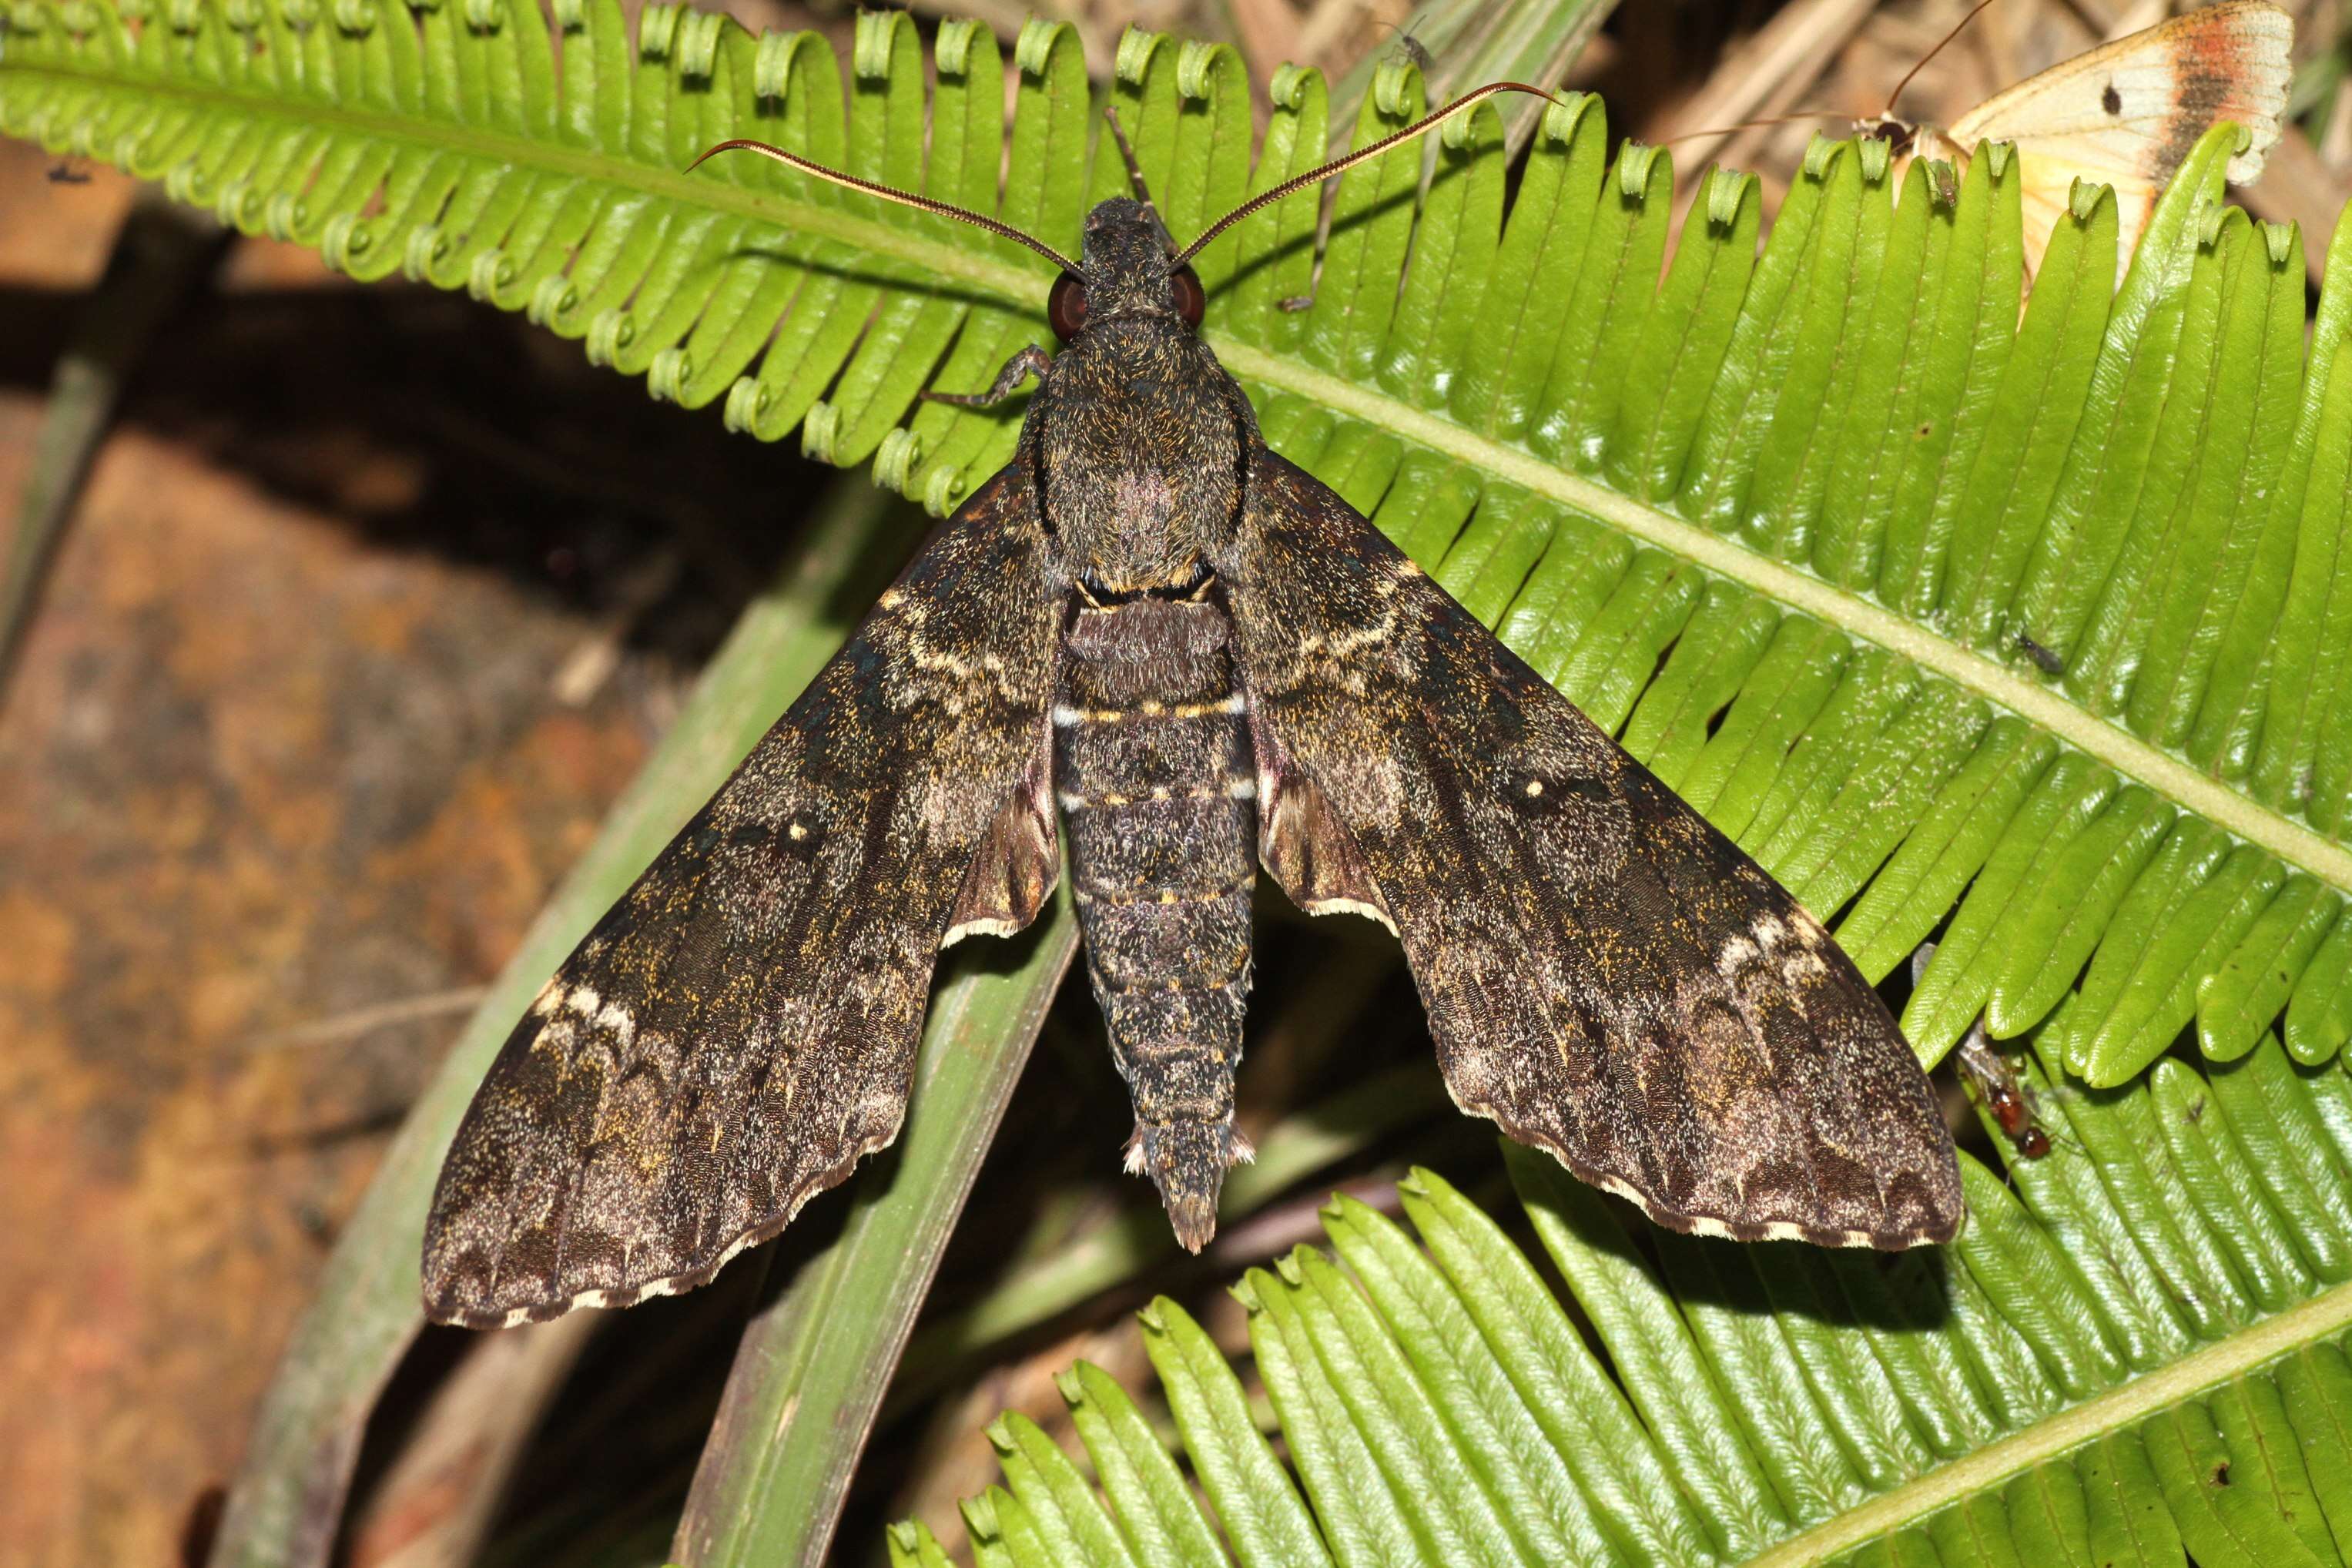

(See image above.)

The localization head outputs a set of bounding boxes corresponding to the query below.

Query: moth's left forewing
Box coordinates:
[1222,447,1963,1248]
[423,464,1064,1326]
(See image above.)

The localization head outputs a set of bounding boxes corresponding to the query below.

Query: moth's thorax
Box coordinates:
[1034,317,1242,595]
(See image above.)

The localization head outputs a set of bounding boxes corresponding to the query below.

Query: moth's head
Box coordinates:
[1049,197,1205,343]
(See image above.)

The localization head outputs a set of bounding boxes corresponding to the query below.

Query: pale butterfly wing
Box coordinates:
[1920,2,2293,278]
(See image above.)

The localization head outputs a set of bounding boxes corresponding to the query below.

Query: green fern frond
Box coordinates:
[16,5,2352,1560]
[6,1,2342,1091]
[905,1031,2352,1566]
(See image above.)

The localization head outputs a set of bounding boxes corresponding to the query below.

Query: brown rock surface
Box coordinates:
[0,140,735,1566]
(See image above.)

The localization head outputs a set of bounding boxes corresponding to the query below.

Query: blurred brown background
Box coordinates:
[3,2,2346,1563]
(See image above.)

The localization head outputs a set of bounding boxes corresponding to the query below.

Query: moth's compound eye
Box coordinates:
[1170,266,1205,328]
[1047,273,1088,341]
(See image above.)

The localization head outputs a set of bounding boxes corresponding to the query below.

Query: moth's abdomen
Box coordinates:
[1057,596,1257,1251]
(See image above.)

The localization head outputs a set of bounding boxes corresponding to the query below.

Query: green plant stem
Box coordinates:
[209,474,926,1568]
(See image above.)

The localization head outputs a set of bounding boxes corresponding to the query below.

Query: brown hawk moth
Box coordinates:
[422,84,1965,1328]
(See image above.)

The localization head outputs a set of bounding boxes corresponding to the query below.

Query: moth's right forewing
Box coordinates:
[422,462,1064,1327]
[1222,447,1963,1250]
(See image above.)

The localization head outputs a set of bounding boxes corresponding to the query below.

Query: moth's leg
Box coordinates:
[922,344,1054,407]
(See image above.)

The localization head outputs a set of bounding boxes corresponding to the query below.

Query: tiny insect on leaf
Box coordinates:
[2015,628,2065,675]
[420,85,1965,1328]
[1955,1019,2052,1161]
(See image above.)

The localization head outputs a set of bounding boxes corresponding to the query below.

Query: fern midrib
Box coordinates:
[1217,340,2352,895]
[1743,1277,2352,1565]
[25,51,2344,891]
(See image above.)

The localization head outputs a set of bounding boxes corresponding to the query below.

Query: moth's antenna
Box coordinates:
[689,140,1084,277]
[1171,80,1563,271]
[1881,0,1997,119]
